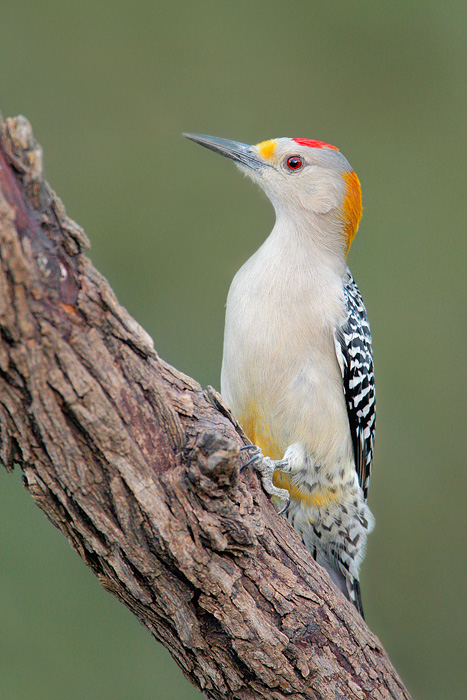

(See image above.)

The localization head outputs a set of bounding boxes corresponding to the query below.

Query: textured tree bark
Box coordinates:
[0,114,411,700]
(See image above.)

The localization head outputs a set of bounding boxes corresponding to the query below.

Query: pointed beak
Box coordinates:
[183,133,265,171]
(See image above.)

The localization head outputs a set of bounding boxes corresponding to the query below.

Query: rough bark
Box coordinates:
[0,114,411,700]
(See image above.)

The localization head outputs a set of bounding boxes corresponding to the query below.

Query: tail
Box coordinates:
[317,551,365,618]
[348,578,365,619]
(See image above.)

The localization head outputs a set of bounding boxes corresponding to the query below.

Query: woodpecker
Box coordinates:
[184,133,375,617]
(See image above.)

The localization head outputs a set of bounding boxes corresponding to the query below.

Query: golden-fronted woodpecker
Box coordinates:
[184,133,375,617]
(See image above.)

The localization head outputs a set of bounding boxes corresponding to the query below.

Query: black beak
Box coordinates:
[183,133,265,171]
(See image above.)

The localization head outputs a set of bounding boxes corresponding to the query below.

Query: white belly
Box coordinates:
[221,241,353,473]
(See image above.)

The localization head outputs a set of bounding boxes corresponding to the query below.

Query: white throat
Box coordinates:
[261,209,348,281]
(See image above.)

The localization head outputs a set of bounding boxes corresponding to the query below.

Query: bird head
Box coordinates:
[184,133,362,254]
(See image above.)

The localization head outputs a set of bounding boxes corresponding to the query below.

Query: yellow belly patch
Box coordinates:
[240,407,341,511]
[273,471,342,510]
[239,405,282,460]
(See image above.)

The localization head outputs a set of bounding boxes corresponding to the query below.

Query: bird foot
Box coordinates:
[240,445,291,514]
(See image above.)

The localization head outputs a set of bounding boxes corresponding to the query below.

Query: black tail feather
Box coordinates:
[351,579,365,619]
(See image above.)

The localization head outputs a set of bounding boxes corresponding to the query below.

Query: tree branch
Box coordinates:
[0,114,410,700]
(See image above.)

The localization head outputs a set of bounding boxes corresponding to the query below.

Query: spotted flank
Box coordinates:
[284,460,374,618]
[335,270,376,499]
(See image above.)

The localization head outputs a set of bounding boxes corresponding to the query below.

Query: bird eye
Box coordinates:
[286,156,303,171]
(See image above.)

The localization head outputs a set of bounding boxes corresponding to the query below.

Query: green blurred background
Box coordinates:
[1,2,465,699]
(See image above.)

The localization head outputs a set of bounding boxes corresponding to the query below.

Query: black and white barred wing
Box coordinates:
[334,270,375,499]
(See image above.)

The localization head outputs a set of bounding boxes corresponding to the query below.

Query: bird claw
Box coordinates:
[240,445,291,514]
[239,444,263,470]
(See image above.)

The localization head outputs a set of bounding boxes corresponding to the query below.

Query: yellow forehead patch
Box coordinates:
[342,171,362,254]
[256,139,278,160]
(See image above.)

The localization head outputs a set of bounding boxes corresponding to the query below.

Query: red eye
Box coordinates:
[286,156,303,171]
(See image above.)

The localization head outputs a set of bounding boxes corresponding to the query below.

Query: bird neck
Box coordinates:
[270,208,348,276]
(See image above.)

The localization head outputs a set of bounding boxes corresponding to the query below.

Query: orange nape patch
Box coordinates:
[273,472,342,510]
[341,171,362,253]
[256,139,278,160]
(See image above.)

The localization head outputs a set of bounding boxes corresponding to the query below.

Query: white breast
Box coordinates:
[221,221,353,472]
